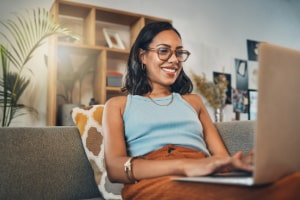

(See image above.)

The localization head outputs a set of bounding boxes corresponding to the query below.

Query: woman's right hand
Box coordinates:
[182,151,254,177]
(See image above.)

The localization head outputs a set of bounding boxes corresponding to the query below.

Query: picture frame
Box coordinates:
[103,28,125,49]
[247,39,260,61]
[248,89,258,120]
[235,58,249,90]
[232,89,248,113]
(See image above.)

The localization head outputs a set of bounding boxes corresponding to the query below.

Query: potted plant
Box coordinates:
[0,8,79,126]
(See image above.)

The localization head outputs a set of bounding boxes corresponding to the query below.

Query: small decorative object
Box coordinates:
[214,108,224,122]
[213,71,232,104]
[89,98,97,105]
[192,72,228,122]
[103,28,125,49]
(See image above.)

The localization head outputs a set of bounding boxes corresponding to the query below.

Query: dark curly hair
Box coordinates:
[121,22,193,95]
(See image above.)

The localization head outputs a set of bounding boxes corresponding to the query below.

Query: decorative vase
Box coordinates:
[57,104,80,126]
[214,108,224,122]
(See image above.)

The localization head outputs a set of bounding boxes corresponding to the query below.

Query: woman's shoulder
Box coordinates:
[104,95,128,112]
[180,93,204,112]
[181,93,202,102]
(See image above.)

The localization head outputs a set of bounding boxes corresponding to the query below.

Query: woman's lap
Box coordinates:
[122,145,300,200]
[122,172,300,200]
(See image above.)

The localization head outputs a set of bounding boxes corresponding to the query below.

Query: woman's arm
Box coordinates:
[182,94,229,157]
[182,94,253,172]
[102,96,128,182]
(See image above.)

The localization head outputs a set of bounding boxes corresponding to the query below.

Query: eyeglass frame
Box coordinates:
[146,47,191,62]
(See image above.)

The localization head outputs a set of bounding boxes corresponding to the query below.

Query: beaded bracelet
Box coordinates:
[124,156,142,183]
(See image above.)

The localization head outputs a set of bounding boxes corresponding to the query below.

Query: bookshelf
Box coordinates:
[47,0,172,125]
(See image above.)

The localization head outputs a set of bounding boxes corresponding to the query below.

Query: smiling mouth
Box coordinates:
[161,67,177,73]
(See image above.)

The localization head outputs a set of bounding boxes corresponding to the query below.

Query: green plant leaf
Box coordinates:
[0,7,79,126]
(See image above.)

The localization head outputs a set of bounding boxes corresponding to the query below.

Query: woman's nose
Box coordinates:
[168,51,179,63]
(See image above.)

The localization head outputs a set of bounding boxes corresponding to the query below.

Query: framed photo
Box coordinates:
[232,89,248,113]
[103,28,125,49]
[235,58,248,90]
[247,39,260,61]
[248,89,258,120]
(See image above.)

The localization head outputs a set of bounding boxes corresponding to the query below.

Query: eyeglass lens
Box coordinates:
[152,48,190,62]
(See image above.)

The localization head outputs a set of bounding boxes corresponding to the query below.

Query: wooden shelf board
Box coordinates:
[58,2,91,18]
[106,86,122,92]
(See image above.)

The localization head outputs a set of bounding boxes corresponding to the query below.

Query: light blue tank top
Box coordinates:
[123,93,210,156]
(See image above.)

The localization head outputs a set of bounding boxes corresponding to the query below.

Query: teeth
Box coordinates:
[162,68,176,73]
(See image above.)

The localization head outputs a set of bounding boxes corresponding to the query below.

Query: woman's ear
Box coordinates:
[139,48,146,64]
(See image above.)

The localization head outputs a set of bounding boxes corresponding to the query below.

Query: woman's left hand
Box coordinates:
[226,149,254,172]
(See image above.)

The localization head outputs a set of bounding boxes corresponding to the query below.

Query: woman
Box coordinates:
[102,22,300,199]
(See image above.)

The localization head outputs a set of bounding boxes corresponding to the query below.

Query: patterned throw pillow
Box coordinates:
[71,105,123,200]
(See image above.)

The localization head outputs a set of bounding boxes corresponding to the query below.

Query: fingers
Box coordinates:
[243,150,254,166]
[185,154,254,177]
[232,151,244,159]
[233,149,254,166]
[233,157,254,171]
[218,151,254,172]
[232,153,254,172]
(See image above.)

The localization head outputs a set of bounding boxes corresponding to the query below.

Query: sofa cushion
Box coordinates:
[72,105,122,200]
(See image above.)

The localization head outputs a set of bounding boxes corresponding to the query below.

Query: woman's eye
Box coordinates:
[176,51,184,56]
[158,48,170,54]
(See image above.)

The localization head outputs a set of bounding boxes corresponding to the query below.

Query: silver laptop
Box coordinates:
[173,42,300,186]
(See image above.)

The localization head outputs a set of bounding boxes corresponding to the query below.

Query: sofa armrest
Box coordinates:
[215,120,255,155]
[0,127,102,200]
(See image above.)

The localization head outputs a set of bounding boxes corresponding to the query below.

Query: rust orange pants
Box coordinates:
[122,144,300,200]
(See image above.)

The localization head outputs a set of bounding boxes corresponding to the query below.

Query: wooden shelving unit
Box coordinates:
[47,0,172,125]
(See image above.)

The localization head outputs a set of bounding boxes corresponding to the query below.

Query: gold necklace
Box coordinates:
[148,93,174,106]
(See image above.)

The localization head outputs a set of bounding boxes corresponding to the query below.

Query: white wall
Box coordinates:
[1,0,300,125]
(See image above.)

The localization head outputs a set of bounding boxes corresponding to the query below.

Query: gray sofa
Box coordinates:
[0,120,255,200]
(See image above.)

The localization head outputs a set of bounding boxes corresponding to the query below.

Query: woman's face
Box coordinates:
[141,30,183,89]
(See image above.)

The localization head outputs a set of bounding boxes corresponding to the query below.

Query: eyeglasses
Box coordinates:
[147,47,191,62]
